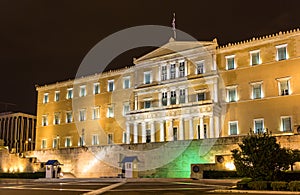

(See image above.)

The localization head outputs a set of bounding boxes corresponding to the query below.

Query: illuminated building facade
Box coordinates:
[0,112,36,153]
[35,29,300,150]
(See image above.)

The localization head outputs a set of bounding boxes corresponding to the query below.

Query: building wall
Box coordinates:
[35,29,300,152]
[218,31,300,136]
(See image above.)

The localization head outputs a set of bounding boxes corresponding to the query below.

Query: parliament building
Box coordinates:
[35,29,300,151]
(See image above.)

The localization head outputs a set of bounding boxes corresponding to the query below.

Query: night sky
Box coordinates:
[1,0,300,115]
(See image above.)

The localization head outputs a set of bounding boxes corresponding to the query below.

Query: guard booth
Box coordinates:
[120,156,139,178]
[45,160,63,178]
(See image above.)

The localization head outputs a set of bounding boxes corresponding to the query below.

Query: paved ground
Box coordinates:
[0,178,275,195]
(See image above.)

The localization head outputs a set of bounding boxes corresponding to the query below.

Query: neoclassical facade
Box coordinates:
[0,112,36,153]
[35,29,300,150]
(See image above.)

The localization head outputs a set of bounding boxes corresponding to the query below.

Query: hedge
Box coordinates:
[288,181,300,191]
[271,181,288,191]
[0,172,45,179]
[247,181,270,190]
[202,170,239,179]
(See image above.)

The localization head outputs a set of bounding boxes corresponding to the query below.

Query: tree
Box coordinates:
[287,149,300,171]
[232,133,290,181]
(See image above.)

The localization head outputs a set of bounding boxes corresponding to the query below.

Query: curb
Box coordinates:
[212,189,300,194]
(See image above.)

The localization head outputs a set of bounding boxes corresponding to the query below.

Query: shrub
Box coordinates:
[271,181,288,191]
[247,181,269,190]
[236,178,252,190]
[202,170,239,179]
[288,181,300,191]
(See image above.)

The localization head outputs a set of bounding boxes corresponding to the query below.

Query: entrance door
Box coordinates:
[203,124,207,139]
[146,130,151,143]
[173,127,178,141]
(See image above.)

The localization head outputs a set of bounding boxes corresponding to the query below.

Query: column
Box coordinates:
[179,118,184,140]
[185,88,188,103]
[199,116,204,139]
[134,94,138,110]
[214,116,220,138]
[133,123,138,144]
[168,119,173,141]
[209,116,214,138]
[126,123,130,144]
[158,92,162,107]
[189,118,194,140]
[213,82,218,103]
[175,62,179,78]
[150,121,155,142]
[159,121,165,142]
[167,64,170,80]
[141,122,146,143]
[167,91,170,106]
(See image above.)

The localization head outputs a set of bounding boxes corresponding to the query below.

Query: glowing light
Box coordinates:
[3,168,8,172]
[9,167,13,172]
[19,166,24,172]
[225,162,235,170]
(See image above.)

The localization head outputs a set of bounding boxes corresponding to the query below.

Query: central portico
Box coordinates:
[125,38,223,144]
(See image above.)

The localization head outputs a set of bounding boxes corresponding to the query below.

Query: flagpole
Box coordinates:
[172,13,176,40]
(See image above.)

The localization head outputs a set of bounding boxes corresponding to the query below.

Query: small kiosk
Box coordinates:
[45,160,62,178]
[121,156,139,178]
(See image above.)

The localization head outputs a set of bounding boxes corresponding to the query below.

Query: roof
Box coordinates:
[121,156,139,163]
[45,160,62,166]
[134,38,217,64]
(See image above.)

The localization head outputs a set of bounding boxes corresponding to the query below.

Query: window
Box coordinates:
[108,80,114,92]
[66,111,73,123]
[179,89,186,104]
[254,119,264,134]
[229,121,238,135]
[281,116,292,132]
[278,78,290,96]
[170,64,176,79]
[65,137,72,147]
[144,72,151,84]
[79,109,86,121]
[93,82,100,94]
[107,105,114,118]
[250,50,260,65]
[54,112,60,125]
[161,65,167,81]
[252,83,262,99]
[43,93,49,103]
[41,139,47,149]
[92,135,99,145]
[179,61,185,77]
[123,103,130,116]
[92,107,100,119]
[108,133,113,144]
[227,87,237,102]
[170,91,176,105]
[196,61,205,74]
[52,138,58,148]
[67,88,73,99]
[276,44,288,61]
[226,55,235,70]
[162,92,167,106]
[123,77,130,89]
[54,91,60,102]
[78,136,85,146]
[42,115,48,126]
[79,85,86,97]
[197,92,206,101]
[144,101,151,109]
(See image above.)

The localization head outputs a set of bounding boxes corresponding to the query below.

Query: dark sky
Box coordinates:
[1,0,300,115]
